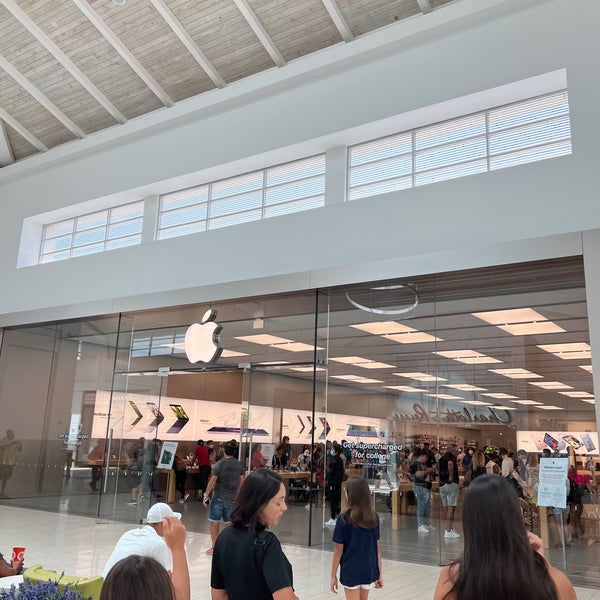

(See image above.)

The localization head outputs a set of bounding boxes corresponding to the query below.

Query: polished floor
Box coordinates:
[1,467,599,598]
[0,503,597,600]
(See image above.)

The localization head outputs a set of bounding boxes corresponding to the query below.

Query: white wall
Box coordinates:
[0,0,598,326]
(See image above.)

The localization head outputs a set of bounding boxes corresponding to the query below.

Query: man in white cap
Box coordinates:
[102,502,182,578]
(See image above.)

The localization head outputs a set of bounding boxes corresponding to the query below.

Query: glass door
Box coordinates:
[96,370,167,523]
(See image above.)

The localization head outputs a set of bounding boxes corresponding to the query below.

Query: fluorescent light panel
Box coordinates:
[445,384,487,391]
[289,366,325,372]
[489,368,542,379]
[235,334,293,345]
[511,400,542,405]
[559,391,594,398]
[351,322,418,335]
[221,349,249,358]
[331,375,383,383]
[330,356,394,369]
[528,381,573,390]
[460,400,493,406]
[471,308,565,335]
[435,350,501,364]
[384,385,423,392]
[538,406,563,410]
[580,365,593,373]
[385,332,441,344]
[582,399,596,404]
[427,393,462,400]
[274,342,322,352]
[482,393,518,399]
[394,372,447,382]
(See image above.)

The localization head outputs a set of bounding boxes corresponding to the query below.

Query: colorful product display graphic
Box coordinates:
[516,430,599,455]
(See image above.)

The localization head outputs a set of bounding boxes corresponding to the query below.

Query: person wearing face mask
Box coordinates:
[210,469,297,600]
[461,448,473,472]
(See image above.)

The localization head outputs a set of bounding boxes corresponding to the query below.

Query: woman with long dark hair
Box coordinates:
[434,475,575,600]
[210,469,298,600]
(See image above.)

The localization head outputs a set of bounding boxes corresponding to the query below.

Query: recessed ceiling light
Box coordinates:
[435,350,501,364]
[490,405,517,410]
[537,342,591,359]
[273,342,323,352]
[528,381,573,390]
[359,361,395,369]
[427,393,462,400]
[538,406,563,410]
[445,384,487,391]
[394,372,447,382]
[351,322,417,335]
[581,399,596,404]
[289,366,326,372]
[333,375,383,383]
[472,308,550,324]
[385,332,441,344]
[559,391,594,398]
[460,400,493,406]
[580,365,593,373]
[497,322,565,335]
[329,356,370,364]
[384,385,423,392]
[235,334,293,345]
[511,400,542,405]
[221,349,249,358]
[489,368,542,379]
[482,393,518,399]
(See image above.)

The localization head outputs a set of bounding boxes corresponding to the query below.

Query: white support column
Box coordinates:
[325,146,347,206]
[582,229,600,433]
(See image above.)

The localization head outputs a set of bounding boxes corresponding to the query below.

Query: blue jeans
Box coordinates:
[413,484,431,527]
[208,497,233,523]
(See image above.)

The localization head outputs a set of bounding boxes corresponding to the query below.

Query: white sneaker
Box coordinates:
[418,525,430,534]
[426,524,436,531]
[324,518,337,527]
[444,530,460,539]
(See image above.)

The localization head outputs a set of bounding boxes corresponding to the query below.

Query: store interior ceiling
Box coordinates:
[46,256,596,417]
[0,0,457,165]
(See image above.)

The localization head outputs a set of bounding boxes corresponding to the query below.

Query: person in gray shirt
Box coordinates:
[203,441,245,554]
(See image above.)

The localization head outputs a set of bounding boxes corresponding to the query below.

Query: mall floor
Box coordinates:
[1,469,599,598]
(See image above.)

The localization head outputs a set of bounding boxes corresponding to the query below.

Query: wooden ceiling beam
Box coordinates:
[232,0,286,68]
[0,0,127,125]
[416,0,433,14]
[72,0,174,107]
[0,120,15,167]
[0,107,48,153]
[321,0,353,43]
[149,0,227,89]
[0,55,86,139]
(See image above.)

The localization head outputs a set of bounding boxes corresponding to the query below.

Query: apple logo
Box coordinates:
[184,309,223,364]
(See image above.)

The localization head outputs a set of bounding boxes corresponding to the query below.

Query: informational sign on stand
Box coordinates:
[537,457,569,508]
[158,441,178,469]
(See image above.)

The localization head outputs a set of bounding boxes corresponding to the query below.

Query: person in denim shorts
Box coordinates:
[203,442,244,554]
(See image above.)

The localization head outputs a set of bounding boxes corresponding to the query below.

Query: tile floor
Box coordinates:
[1,505,598,599]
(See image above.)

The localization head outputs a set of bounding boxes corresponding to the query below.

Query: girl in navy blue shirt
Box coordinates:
[330,476,383,600]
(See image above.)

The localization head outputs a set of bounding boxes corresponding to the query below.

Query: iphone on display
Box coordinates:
[562,434,583,450]
[544,432,559,451]
[581,433,597,453]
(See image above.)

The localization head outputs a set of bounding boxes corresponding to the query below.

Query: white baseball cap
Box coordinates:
[146,503,182,523]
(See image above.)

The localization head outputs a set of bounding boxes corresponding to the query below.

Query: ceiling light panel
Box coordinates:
[444,384,487,391]
[384,332,441,343]
[538,342,591,353]
[329,356,371,364]
[528,381,573,390]
[511,400,542,405]
[489,368,542,379]
[351,322,416,335]
[558,391,594,398]
[435,350,501,364]
[427,393,462,400]
[235,334,293,345]
[221,349,249,357]
[331,375,383,383]
[460,400,493,405]
[497,322,565,335]
[394,372,447,382]
[384,385,423,392]
[580,365,593,373]
[482,393,518,399]
[471,307,550,324]
[289,366,326,372]
[582,399,596,404]
[274,342,323,352]
[538,406,563,410]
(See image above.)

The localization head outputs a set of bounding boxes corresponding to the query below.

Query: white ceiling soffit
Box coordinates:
[0,120,14,166]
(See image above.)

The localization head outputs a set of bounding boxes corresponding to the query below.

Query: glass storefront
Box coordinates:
[0,257,598,586]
